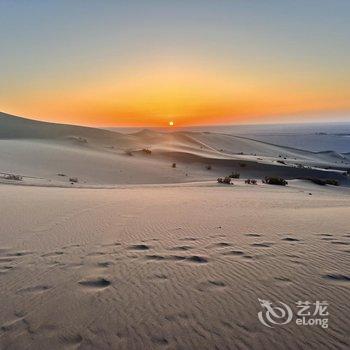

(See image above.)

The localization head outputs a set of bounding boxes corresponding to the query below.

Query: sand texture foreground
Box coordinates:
[0,182,349,349]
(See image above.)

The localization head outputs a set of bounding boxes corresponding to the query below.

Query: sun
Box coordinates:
[168,121,174,126]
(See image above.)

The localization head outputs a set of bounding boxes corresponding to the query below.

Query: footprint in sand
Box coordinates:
[245,233,261,237]
[97,261,113,268]
[78,277,111,289]
[330,241,350,246]
[222,250,244,256]
[128,244,150,251]
[168,245,192,251]
[322,273,350,283]
[281,237,300,242]
[197,279,226,291]
[274,276,292,285]
[185,255,208,263]
[145,254,208,263]
[167,255,187,261]
[285,253,301,258]
[6,251,33,257]
[144,254,166,261]
[101,242,121,247]
[62,244,81,250]
[242,254,255,260]
[208,242,232,248]
[42,251,64,257]
[251,242,274,248]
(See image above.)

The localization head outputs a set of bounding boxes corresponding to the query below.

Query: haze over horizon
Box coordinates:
[1,0,349,127]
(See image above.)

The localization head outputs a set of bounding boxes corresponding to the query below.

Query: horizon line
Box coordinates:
[1,110,349,130]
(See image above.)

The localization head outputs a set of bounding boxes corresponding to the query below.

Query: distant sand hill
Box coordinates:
[0,112,350,349]
[0,112,349,187]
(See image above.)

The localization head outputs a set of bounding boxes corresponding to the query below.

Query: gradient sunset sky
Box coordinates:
[1,0,349,126]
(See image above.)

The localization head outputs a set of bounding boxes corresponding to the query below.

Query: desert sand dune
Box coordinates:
[1,112,349,187]
[0,113,350,349]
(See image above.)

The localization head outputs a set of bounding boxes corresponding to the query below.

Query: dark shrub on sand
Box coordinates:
[263,176,288,186]
[245,179,257,185]
[172,163,176,168]
[142,148,152,155]
[206,165,212,170]
[229,172,240,179]
[217,177,232,185]
[309,178,339,186]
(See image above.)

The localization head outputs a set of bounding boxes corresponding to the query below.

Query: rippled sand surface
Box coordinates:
[0,182,349,349]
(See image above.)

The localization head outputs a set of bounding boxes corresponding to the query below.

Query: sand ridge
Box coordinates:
[1,112,349,187]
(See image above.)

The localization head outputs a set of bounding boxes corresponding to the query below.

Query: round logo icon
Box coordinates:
[258,298,293,328]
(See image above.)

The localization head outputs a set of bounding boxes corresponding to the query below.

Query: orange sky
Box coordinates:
[83,64,350,126]
[2,58,350,127]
